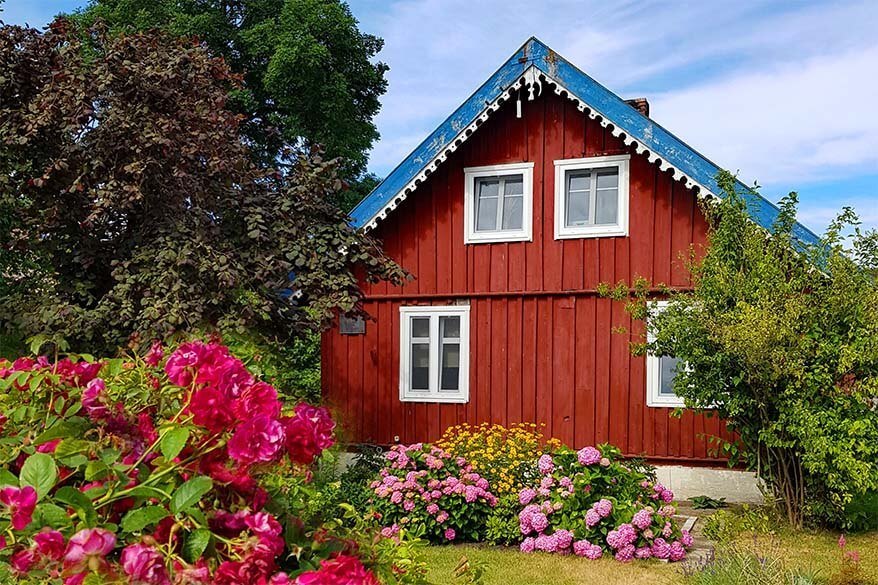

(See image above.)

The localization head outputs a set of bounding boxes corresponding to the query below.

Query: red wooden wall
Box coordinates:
[323,90,734,463]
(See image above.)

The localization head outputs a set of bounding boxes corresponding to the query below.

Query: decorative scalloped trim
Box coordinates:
[362,66,715,233]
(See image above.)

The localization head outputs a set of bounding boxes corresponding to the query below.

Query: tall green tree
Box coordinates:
[73,0,388,179]
[605,171,878,528]
[0,19,405,354]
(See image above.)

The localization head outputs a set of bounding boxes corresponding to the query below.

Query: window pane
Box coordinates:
[411,317,430,339]
[595,189,618,224]
[568,171,590,193]
[596,169,618,189]
[440,343,460,390]
[566,190,590,226]
[411,343,430,390]
[659,356,680,396]
[475,178,499,231]
[503,176,523,195]
[502,195,523,230]
[440,316,460,339]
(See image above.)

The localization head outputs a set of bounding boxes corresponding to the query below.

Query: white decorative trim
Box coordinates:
[399,305,470,404]
[463,162,534,244]
[361,66,715,233]
[553,155,630,239]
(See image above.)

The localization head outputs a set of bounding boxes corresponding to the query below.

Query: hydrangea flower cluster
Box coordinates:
[514,444,693,563]
[371,443,497,543]
[0,341,386,584]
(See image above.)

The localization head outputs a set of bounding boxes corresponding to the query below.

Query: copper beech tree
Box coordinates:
[0,19,406,353]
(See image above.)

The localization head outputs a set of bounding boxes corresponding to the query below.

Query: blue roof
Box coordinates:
[351,37,820,248]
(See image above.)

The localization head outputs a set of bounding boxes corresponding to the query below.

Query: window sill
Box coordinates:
[400,394,469,404]
[465,231,532,244]
[555,226,628,240]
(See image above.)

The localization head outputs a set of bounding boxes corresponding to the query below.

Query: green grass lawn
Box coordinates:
[419,531,878,584]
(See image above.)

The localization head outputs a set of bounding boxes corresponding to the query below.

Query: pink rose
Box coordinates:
[0,486,37,530]
[120,544,171,585]
[228,415,286,465]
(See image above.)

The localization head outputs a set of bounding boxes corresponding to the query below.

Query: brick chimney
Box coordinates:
[625,97,650,117]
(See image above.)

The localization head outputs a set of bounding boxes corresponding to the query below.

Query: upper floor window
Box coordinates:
[464,162,534,243]
[554,155,629,239]
[646,300,686,408]
[399,305,470,403]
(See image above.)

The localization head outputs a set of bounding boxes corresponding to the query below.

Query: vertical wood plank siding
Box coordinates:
[325,91,733,462]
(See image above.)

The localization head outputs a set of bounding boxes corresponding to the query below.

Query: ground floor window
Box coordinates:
[399,305,470,403]
[646,300,686,408]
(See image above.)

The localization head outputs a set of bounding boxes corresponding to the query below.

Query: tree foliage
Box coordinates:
[606,171,878,527]
[72,0,388,176]
[0,19,406,353]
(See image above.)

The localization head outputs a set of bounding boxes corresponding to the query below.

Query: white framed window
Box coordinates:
[463,162,533,243]
[399,305,470,403]
[646,300,686,408]
[553,155,629,239]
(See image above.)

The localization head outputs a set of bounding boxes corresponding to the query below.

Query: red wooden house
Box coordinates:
[322,38,820,467]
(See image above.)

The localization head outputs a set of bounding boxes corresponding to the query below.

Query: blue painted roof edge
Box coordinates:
[351,37,821,248]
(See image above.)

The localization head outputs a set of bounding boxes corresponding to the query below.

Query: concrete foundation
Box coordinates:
[654,464,764,504]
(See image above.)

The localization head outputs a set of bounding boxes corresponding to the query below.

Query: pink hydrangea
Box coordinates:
[534,534,556,552]
[0,486,37,530]
[530,512,549,533]
[520,537,535,553]
[651,538,671,559]
[577,446,601,465]
[681,530,693,547]
[606,524,636,550]
[632,507,653,530]
[635,546,652,559]
[585,509,601,528]
[121,544,171,585]
[553,529,573,550]
[573,540,602,560]
[615,544,635,562]
[538,454,554,475]
[444,528,456,541]
[519,488,536,505]
[594,498,613,518]
[669,541,686,562]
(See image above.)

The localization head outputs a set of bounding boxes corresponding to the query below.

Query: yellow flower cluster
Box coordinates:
[437,422,562,498]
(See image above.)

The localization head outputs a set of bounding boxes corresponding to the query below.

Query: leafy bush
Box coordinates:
[516,445,693,561]
[484,495,524,545]
[370,443,498,543]
[681,538,822,585]
[337,445,387,514]
[437,422,559,500]
[701,505,778,543]
[843,491,878,533]
[0,341,424,583]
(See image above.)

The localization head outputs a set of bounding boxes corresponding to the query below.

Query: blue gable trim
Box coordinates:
[351,37,820,248]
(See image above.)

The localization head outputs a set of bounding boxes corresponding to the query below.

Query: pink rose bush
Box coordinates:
[370,443,498,543]
[515,445,692,562]
[0,341,408,584]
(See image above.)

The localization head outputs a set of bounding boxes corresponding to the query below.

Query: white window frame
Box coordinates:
[553,154,630,239]
[463,162,534,244]
[399,305,470,403]
[646,300,686,408]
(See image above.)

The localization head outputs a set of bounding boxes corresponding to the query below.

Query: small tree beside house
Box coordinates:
[606,170,878,528]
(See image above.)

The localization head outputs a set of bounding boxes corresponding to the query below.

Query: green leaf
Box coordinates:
[182,529,211,563]
[121,505,169,533]
[170,476,212,515]
[84,460,111,481]
[33,419,89,445]
[0,468,18,487]
[20,453,57,499]
[33,503,72,529]
[54,486,97,526]
[54,439,90,460]
[160,427,189,461]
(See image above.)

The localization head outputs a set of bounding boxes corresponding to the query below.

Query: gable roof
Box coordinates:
[350,37,820,248]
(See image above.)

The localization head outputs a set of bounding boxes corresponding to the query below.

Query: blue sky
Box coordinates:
[4,0,877,233]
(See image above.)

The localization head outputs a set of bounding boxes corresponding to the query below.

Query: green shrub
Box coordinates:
[484,495,523,545]
[338,445,386,513]
[843,491,878,533]
[702,505,778,543]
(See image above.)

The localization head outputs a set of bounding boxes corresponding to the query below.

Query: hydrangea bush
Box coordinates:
[517,445,693,562]
[370,444,497,543]
[0,341,425,584]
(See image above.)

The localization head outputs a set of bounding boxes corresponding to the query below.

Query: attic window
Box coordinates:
[554,155,630,239]
[464,163,533,243]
